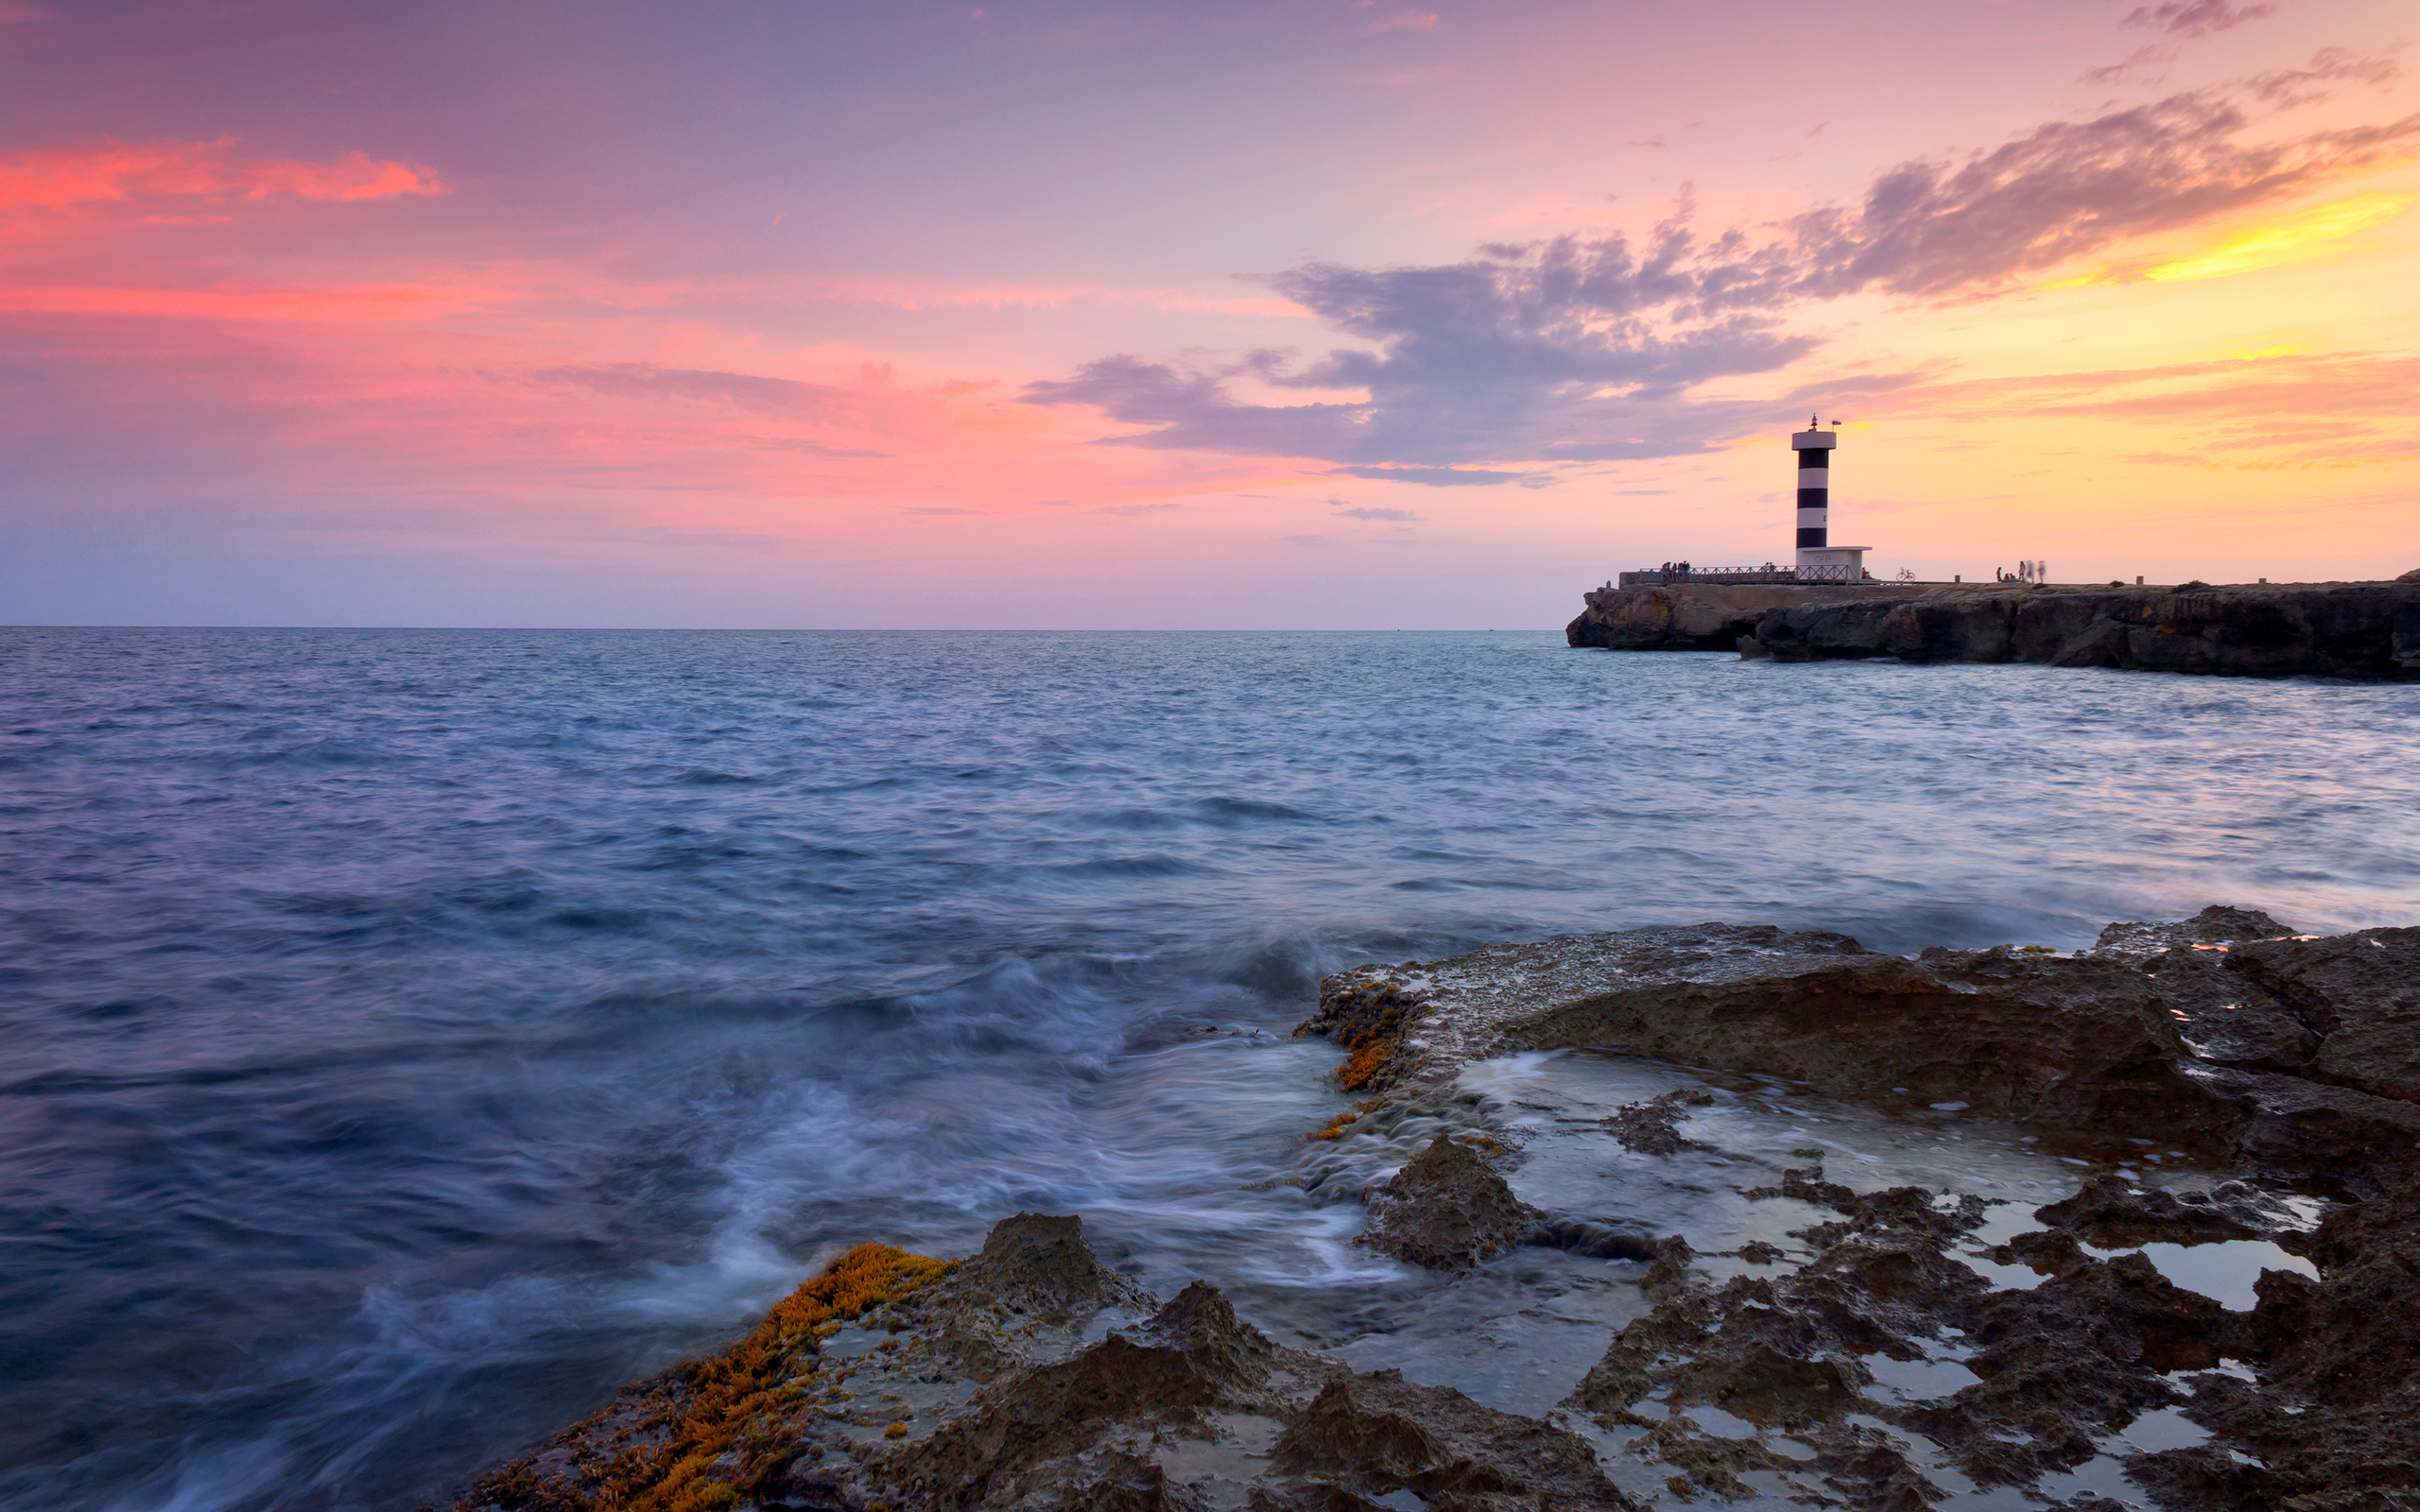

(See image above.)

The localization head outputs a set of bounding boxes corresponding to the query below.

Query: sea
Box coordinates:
[3,627,2414,1512]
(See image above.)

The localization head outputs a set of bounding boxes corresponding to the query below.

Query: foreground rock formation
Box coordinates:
[456,1213,1634,1512]
[1303,913,2420,1196]
[457,907,2419,1512]
[1299,908,2420,1508]
[1567,579,2420,679]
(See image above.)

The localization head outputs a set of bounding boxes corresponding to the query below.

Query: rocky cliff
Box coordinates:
[1564,581,1916,652]
[1567,578,2420,679]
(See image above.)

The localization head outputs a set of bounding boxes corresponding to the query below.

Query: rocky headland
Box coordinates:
[452,908,2420,1512]
[1567,576,2420,679]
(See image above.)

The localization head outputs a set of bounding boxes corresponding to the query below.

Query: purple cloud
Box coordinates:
[1322,464,1539,486]
[532,363,854,416]
[2081,44,2176,87]
[1028,58,2419,476]
[1791,56,2413,299]
[2122,0,2276,39]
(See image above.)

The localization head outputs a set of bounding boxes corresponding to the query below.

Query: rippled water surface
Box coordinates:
[3,627,2414,1512]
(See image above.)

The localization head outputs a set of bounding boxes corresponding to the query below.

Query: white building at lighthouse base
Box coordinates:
[1796,545,1872,582]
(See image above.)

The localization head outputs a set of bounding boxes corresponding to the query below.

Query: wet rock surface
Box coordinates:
[2227,926,2420,1105]
[2088,904,2291,957]
[458,907,2417,1512]
[1300,923,2232,1145]
[1269,1369,1627,1512]
[1606,1089,1716,1156]
[1359,1135,1543,1271]
[2216,1171,2420,1508]
[1563,1169,2249,1501]
[454,1214,1636,1512]
[1291,906,2420,1507]
[2033,1173,2288,1247]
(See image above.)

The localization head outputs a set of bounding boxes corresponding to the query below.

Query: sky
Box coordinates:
[3,0,2415,628]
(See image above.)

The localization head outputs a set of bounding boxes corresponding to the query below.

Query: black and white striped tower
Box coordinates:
[1792,414,1835,572]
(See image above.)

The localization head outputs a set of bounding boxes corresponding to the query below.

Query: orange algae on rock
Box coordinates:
[1336,1037,1393,1091]
[1311,980,1413,1093]
[1308,1110,1357,1141]
[458,1242,955,1512]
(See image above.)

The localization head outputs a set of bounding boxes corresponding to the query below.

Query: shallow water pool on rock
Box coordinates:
[1256,1045,2329,1511]
[1459,1048,2105,1242]
[2095,1238,2317,1310]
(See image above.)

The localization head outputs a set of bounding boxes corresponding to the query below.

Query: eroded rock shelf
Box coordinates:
[454,909,2420,1512]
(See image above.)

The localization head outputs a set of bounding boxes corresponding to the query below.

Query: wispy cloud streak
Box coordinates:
[0,138,443,211]
[2121,0,2276,39]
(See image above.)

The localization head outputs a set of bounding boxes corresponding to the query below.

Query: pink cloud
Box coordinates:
[0,280,502,321]
[0,138,443,213]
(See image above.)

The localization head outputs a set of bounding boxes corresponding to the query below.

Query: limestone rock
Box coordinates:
[1270,1370,1632,1512]
[2089,903,2292,958]
[1561,1170,2249,1498]
[1605,1087,1714,1155]
[1565,581,1916,652]
[889,1280,1295,1503]
[2199,1066,2420,1196]
[2034,1174,2288,1247]
[1312,907,2419,1504]
[1715,579,2420,680]
[1496,944,2227,1140]
[952,1210,1156,1319]
[2226,927,2420,1104]
[456,1211,1642,1512]
[2135,941,2315,1074]
[1305,923,2241,1147]
[1359,1136,1541,1270]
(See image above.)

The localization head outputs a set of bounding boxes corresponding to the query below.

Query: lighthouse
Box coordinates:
[1790,417,1870,582]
